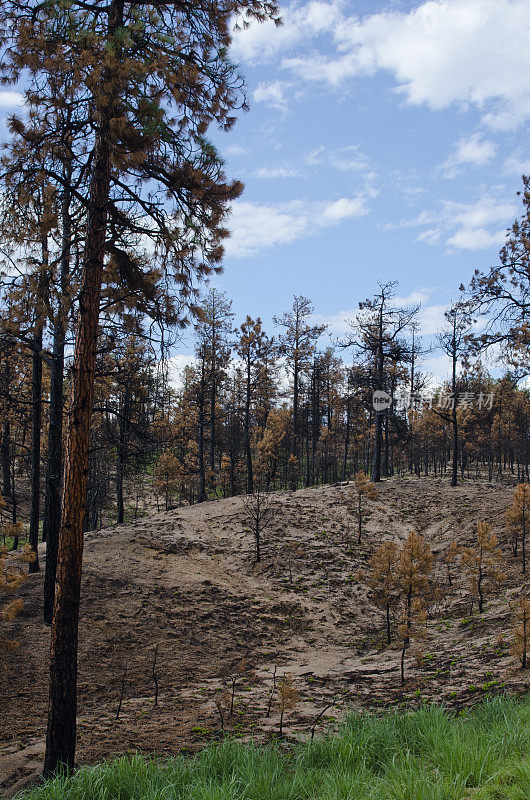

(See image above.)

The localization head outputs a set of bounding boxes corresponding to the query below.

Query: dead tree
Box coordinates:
[242,486,279,563]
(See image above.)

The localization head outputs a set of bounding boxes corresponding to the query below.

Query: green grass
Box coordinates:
[21,695,530,800]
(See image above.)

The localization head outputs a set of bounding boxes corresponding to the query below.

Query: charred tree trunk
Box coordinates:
[29,287,46,574]
[116,444,125,523]
[43,187,71,623]
[451,348,458,488]
[372,313,384,483]
[11,448,18,549]
[197,356,206,504]
[383,413,389,477]
[1,421,10,500]
[343,392,351,480]
[44,8,119,771]
[244,357,253,494]
[116,390,129,524]
[292,356,299,483]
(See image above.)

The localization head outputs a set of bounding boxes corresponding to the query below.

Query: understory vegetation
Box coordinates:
[21,696,530,800]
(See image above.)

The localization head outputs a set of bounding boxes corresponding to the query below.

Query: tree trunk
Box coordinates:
[11,449,18,549]
[292,357,299,462]
[451,349,458,487]
[477,566,483,613]
[372,310,384,482]
[1,421,11,500]
[343,394,351,480]
[209,376,216,476]
[28,329,44,573]
[244,357,253,494]
[44,7,119,769]
[43,188,70,623]
[400,638,406,683]
[522,616,527,669]
[116,444,124,523]
[522,513,526,574]
[209,309,217,479]
[383,413,389,477]
[372,411,383,482]
[197,357,206,503]
[255,517,260,562]
[115,389,129,524]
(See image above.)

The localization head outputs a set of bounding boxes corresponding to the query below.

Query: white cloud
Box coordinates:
[452,134,496,166]
[306,145,370,172]
[322,197,367,222]
[253,80,291,111]
[166,354,197,389]
[503,151,530,175]
[231,16,300,62]
[250,144,375,183]
[253,164,301,178]
[422,353,454,382]
[416,227,443,246]
[441,197,515,250]
[225,201,307,257]
[0,91,24,107]
[225,144,248,156]
[231,0,341,62]
[445,225,506,250]
[238,0,530,130]
[441,133,496,177]
[393,195,517,251]
[419,304,449,335]
[334,0,530,121]
[309,309,355,336]
[225,193,372,258]
[394,290,431,307]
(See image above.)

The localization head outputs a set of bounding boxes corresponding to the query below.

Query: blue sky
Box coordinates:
[1,0,529,381]
[203,0,530,380]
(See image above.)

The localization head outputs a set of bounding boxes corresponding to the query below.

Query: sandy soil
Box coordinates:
[1,475,529,792]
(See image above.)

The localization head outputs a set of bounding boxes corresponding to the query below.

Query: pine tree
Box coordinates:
[195,289,234,492]
[505,483,529,573]
[395,531,434,683]
[367,540,399,644]
[461,521,505,613]
[155,451,181,512]
[353,470,378,545]
[443,538,461,587]
[255,408,290,489]
[466,176,530,374]
[237,316,274,494]
[435,301,472,487]
[274,296,326,473]
[276,674,299,738]
[0,0,280,775]
[340,282,419,482]
[242,485,278,563]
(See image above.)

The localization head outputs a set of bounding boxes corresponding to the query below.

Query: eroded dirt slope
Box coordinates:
[1,476,529,791]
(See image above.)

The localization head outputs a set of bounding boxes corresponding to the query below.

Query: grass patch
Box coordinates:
[21,695,529,800]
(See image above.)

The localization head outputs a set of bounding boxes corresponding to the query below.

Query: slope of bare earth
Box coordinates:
[1,476,529,792]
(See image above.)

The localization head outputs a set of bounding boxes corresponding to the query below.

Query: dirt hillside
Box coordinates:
[1,475,529,792]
